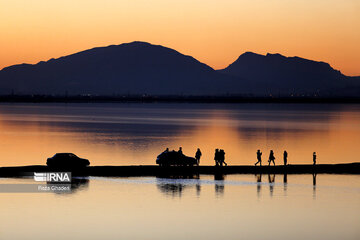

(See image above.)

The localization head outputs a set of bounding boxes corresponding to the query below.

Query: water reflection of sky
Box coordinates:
[0,174,359,240]
[0,103,360,166]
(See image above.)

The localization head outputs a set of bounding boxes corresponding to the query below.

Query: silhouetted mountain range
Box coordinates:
[218,52,360,96]
[0,41,359,97]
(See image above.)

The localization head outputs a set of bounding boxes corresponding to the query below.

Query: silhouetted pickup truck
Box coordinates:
[47,153,90,168]
[156,150,197,166]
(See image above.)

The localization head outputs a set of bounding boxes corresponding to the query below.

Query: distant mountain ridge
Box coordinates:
[0,42,230,95]
[0,41,359,97]
[217,52,359,96]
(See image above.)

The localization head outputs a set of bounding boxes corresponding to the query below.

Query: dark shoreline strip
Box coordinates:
[1,95,360,104]
[0,163,359,178]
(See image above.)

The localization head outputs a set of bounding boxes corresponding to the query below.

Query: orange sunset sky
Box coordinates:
[0,0,359,76]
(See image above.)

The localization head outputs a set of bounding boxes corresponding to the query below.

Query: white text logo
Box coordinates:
[34,172,71,182]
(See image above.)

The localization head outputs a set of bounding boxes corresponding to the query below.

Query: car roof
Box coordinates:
[54,153,77,156]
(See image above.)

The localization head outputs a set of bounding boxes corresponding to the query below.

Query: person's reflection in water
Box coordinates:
[214,174,225,197]
[283,174,288,195]
[195,174,201,197]
[196,182,201,197]
[268,174,275,197]
[255,174,262,198]
[312,173,317,199]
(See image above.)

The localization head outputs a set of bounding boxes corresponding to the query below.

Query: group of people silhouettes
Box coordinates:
[163,147,203,166]
[163,147,227,166]
[193,148,228,166]
[162,147,317,166]
[214,149,227,166]
[255,150,317,166]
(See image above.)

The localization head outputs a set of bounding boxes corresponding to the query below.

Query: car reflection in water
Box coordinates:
[156,174,200,197]
[47,178,89,194]
[156,174,227,198]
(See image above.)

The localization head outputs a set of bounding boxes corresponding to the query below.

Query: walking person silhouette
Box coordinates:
[268,150,276,166]
[313,152,317,165]
[255,150,262,166]
[219,149,227,166]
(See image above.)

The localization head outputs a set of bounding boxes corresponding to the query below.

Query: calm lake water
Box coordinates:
[0,103,360,166]
[0,174,360,240]
[0,103,360,239]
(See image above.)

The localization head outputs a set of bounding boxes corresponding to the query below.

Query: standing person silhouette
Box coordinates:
[214,149,219,166]
[255,150,262,166]
[195,148,202,166]
[313,152,317,165]
[283,150,288,166]
[268,150,276,166]
[178,147,183,155]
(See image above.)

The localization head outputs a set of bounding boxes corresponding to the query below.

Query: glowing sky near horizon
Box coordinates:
[0,0,359,75]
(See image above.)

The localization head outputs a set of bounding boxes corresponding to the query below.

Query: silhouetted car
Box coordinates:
[47,153,90,168]
[156,150,197,166]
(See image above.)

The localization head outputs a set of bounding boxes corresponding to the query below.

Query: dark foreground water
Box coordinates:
[0,174,359,240]
[0,103,360,166]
